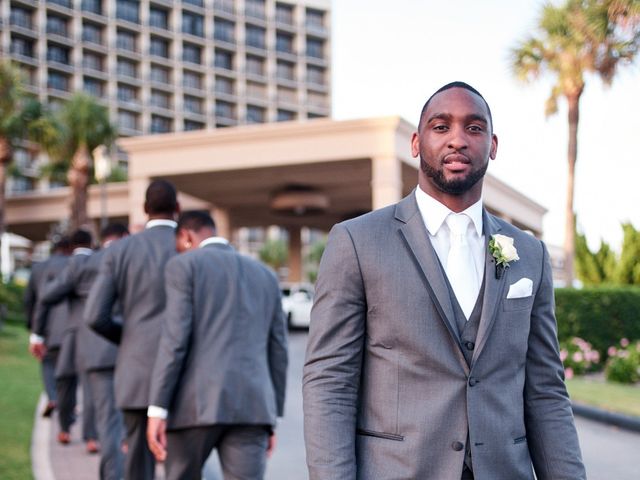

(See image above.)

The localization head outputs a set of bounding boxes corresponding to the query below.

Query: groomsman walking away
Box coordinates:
[38,230,98,452]
[76,223,130,480]
[303,82,585,479]
[147,210,288,480]
[26,237,71,418]
[85,180,180,480]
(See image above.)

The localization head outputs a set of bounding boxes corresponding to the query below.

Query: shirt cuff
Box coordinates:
[30,333,45,344]
[147,405,168,419]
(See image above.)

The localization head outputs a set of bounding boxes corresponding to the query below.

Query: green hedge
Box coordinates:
[0,282,25,325]
[555,287,640,357]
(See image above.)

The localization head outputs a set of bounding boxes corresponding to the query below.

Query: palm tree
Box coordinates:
[511,0,640,286]
[56,93,116,230]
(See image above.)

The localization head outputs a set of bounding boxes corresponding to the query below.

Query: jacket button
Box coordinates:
[468,377,478,387]
[452,441,464,451]
[465,341,475,350]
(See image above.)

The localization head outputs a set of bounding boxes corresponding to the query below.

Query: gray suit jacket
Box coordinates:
[303,192,585,480]
[31,254,70,349]
[149,242,288,430]
[84,225,177,409]
[40,251,118,374]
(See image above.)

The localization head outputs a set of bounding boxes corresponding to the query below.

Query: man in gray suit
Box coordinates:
[146,210,288,480]
[26,237,70,418]
[303,82,586,480]
[85,180,179,480]
[38,230,98,451]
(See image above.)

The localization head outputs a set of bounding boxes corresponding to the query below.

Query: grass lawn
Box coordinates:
[566,376,640,418]
[0,319,41,480]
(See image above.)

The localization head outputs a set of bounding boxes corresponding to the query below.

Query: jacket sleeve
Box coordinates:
[23,268,38,330]
[40,262,76,305]
[149,258,194,410]
[84,248,122,344]
[302,223,366,480]
[524,242,586,479]
[267,278,288,418]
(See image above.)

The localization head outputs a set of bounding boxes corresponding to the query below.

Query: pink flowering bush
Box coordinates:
[559,337,600,378]
[605,339,640,384]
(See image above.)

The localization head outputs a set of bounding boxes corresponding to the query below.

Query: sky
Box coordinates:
[330,0,640,252]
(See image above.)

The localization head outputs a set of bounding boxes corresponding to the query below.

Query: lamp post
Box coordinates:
[93,145,112,230]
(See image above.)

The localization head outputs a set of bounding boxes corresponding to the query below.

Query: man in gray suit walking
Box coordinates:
[146,210,288,480]
[303,82,586,480]
[26,237,71,418]
[85,180,179,480]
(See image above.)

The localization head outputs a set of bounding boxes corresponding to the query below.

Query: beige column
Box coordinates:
[127,177,150,233]
[287,225,302,283]
[371,156,402,210]
[211,207,231,240]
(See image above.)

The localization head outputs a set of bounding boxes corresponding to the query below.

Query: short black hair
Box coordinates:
[418,81,493,132]
[145,179,178,216]
[52,236,71,254]
[177,210,216,234]
[100,222,129,240]
[70,229,92,248]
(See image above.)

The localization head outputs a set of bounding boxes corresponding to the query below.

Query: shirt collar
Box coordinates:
[415,185,483,237]
[73,247,93,256]
[146,219,177,229]
[199,236,229,248]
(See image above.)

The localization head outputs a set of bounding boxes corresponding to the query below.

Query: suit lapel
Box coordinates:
[396,193,462,349]
[472,211,508,364]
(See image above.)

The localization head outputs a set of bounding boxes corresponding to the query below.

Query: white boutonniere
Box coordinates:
[489,234,519,279]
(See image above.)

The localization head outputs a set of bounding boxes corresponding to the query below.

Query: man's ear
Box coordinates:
[489,133,498,160]
[411,132,420,158]
[143,201,149,214]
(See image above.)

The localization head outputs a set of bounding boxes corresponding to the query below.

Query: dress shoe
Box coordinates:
[86,439,100,454]
[57,432,71,445]
[42,402,56,418]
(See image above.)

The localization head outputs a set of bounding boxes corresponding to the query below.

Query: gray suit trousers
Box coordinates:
[41,348,58,403]
[56,375,77,433]
[81,374,97,441]
[166,425,270,480]
[87,370,124,480]
[122,409,155,480]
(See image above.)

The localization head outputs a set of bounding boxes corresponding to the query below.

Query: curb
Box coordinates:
[572,401,640,433]
[31,393,56,480]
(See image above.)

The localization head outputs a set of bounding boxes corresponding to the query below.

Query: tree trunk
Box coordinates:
[67,144,90,231]
[0,136,12,237]
[564,94,580,287]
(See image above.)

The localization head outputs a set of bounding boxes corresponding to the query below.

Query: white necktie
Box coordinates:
[445,214,480,320]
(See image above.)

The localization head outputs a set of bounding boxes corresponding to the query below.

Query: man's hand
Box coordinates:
[267,433,276,458]
[146,417,167,462]
[29,342,46,360]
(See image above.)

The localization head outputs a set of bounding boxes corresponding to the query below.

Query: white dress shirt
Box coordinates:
[146,219,177,229]
[415,186,486,292]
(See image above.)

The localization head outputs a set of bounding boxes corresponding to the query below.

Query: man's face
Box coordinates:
[411,88,498,196]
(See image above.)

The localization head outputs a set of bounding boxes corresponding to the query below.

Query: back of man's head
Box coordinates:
[176,210,216,234]
[101,222,129,243]
[51,236,71,255]
[144,180,178,217]
[70,229,92,249]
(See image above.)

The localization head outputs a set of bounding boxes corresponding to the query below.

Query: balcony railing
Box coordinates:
[9,13,33,30]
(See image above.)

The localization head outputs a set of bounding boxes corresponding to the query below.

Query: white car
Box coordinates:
[281,283,314,329]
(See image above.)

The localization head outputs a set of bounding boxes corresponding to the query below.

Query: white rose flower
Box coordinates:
[493,234,519,262]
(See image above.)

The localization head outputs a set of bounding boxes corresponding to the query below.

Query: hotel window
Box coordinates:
[116,30,137,52]
[47,44,70,64]
[276,32,294,54]
[215,100,235,119]
[117,58,137,78]
[277,109,296,122]
[118,110,138,131]
[182,12,204,37]
[245,0,265,20]
[246,105,265,124]
[275,3,294,25]
[184,95,203,115]
[83,52,104,71]
[82,23,103,44]
[46,15,69,37]
[150,90,171,109]
[82,0,102,15]
[214,19,235,43]
[246,55,265,77]
[214,76,234,95]
[48,71,70,91]
[150,65,170,84]
[306,37,324,59]
[214,50,233,70]
[184,120,205,131]
[183,43,202,64]
[306,8,325,30]
[150,37,169,58]
[183,0,204,6]
[246,25,266,50]
[10,7,33,29]
[10,36,35,58]
[117,84,137,103]
[116,0,139,24]
[276,60,295,81]
[151,115,172,133]
[84,77,104,97]
[149,7,169,30]
[183,71,203,90]
[306,65,325,86]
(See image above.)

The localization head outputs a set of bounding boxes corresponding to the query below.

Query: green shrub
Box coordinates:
[555,287,640,358]
[0,282,26,325]
[605,340,640,384]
